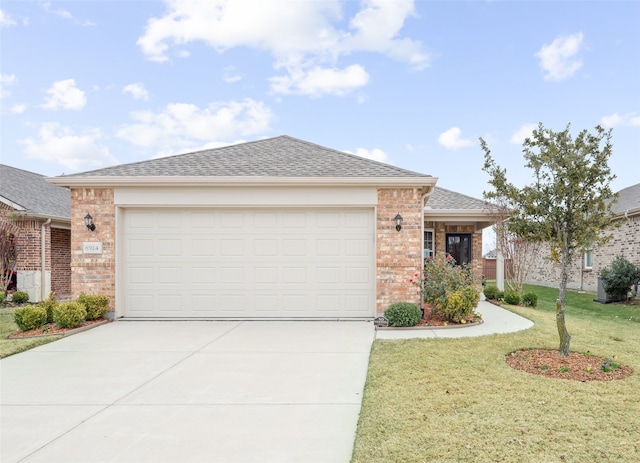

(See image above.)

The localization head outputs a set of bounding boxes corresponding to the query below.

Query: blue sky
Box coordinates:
[1,0,639,202]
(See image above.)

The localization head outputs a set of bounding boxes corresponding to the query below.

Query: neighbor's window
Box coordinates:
[424,229,434,259]
[584,249,593,269]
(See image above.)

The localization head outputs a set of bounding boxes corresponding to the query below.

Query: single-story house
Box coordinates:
[525,182,640,293]
[48,136,493,319]
[0,164,71,302]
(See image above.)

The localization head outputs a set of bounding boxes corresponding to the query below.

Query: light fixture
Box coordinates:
[394,213,403,232]
[84,213,95,231]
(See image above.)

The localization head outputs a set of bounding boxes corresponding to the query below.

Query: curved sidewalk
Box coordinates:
[375,299,534,339]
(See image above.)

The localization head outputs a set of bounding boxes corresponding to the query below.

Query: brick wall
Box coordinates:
[70,188,116,311]
[376,188,424,314]
[51,227,71,298]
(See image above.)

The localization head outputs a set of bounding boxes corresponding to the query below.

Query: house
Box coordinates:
[0,164,71,302]
[525,182,640,293]
[48,136,492,319]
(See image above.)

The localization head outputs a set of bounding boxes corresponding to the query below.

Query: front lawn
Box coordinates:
[0,307,62,358]
[352,285,640,463]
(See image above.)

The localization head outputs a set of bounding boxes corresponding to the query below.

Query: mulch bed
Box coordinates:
[506,348,633,382]
[6,319,109,339]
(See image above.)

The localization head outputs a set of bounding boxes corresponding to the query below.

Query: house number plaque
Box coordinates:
[83,242,103,254]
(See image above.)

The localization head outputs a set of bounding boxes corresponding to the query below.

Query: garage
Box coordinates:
[122,207,375,318]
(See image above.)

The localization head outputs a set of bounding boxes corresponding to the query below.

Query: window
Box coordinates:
[446,233,472,265]
[584,249,593,270]
[423,229,434,259]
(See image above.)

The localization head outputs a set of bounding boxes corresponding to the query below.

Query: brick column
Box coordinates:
[376,188,423,314]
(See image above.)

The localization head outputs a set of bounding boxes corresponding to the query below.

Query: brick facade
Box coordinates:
[70,188,116,310]
[376,188,424,314]
[526,214,640,293]
[51,227,71,298]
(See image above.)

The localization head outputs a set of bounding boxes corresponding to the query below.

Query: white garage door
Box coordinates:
[121,208,375,318]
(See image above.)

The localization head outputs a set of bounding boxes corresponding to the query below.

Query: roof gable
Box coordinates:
[60,136,430,179]
[0,164,70,219]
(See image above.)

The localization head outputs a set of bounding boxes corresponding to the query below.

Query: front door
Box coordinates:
[446,233,471,265]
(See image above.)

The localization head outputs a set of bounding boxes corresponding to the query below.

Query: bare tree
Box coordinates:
[0,211,20,294]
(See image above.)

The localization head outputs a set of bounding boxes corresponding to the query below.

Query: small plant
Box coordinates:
[503,290,521,306]
[599,256,640,300]
[77,293,109,320]
[496,291,504,301]
[40,292,59,323]
[441,286,480,323]
[53,301,87,329]
[540,365,549,371]
[522,292,538,308]
[12,290,29,304]
[0,291,6,304]
[599,355,621,372]
[385,302,422,327]
[586,365,593,374]
[14,305,48,331]
[559,366,570,373]
[483,285,499,300]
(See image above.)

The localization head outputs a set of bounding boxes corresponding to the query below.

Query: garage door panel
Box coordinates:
[122,209,374,318]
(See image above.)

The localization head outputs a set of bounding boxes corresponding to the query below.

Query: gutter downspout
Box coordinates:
[41,218,51,301]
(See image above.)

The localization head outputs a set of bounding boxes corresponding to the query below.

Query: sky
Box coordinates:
[1,0,639,205]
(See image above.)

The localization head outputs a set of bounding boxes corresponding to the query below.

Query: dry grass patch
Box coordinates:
[352,294,640,463]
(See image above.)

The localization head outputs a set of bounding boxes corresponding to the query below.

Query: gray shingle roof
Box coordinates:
[426,186,488,210]
[61,135,430,178]
[611,183,640,216]
[0,164,70,219]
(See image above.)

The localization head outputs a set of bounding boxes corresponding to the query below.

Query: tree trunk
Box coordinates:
[556,250,571,355]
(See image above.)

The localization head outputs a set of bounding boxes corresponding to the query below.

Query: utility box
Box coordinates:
[594,277,621,304]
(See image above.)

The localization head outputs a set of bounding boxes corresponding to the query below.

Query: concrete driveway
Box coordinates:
[1,320,374,463]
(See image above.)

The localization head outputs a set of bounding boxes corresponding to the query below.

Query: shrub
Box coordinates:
[53,301,87,329]
[504,290,521,305]
[40,292,59,323]
[77,293,109,320]
[522,292,538,308]
[14,305,47,331]
[600,256,640,300]
[0,292,5,304]
[385,302,422,327]
[12,290,29,304]
[483,285,499,300]
[496,291,505,301]
[442,286,480,322]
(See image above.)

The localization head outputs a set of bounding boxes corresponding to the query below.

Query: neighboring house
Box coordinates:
[0,164,71,302]
[525,182,640,293]
[48,136,492,319]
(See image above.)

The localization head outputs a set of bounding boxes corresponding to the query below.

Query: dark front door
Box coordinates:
[446,233,471,265]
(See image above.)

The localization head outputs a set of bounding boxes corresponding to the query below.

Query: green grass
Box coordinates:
[0,307,61,358]
[352,285,640,463]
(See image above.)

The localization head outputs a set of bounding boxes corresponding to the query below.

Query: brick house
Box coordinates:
[0,164,71,302]
[525,182,640,293]
[48,136,492,319]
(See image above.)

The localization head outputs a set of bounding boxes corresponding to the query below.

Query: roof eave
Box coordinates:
[47,176,438,189]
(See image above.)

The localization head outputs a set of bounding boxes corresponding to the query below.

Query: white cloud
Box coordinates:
[270,64,369,97]
[19,122,116,171]
[10,103,26,114]
[123,82,149,100]
[438,127,474,150]
[510,123,537,145]
[346,147,389,163]
[137,0,428,96]
[116,98,273,153]
[535,32,584,81]
[40,1,72,20]
[223,66,243,83]
[42,79,87,110]
[0,9,16,26]
[0,73,16,98]
[601,112,640,128]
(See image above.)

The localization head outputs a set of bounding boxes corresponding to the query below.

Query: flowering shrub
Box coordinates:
[417,254,480,322]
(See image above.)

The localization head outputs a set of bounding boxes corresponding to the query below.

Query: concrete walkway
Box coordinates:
[1,321,374,463]
[375,299,534,339]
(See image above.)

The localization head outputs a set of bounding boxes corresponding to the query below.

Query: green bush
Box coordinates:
[442,286,480,322]
[522,292,538,308]
[496,291,505,301]
[385,302,422,327]
[504,290,521,305]
[14,305,48,331]
[77,293,109,320]
[0,292,5,304]
[12,290,29,304]
[53,301,87,329]
[483,285,499,300]
[40,292,59,323]
[600,256,640,300]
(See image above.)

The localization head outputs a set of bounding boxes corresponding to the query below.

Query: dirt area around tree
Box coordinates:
[506,348,633,382]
